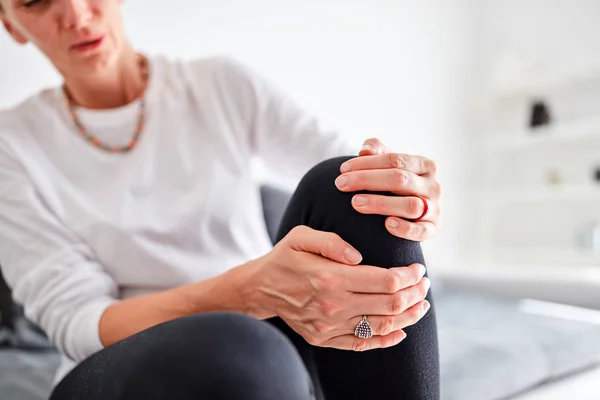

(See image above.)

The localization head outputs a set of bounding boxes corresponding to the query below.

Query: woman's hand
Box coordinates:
[243,225,431,351]
[335,138,442,242]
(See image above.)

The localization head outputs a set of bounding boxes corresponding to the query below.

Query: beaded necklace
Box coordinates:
[62,54,149,153]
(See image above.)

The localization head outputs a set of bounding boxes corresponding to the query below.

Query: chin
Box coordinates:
[74,48,119,75]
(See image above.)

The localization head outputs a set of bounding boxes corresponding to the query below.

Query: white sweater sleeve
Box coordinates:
[0,141,118,362]
[211,57,358,178]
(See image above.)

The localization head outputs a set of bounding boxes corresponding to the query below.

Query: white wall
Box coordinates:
[0,1,477,272]
[460,0,600,268]
[478,0,600,80]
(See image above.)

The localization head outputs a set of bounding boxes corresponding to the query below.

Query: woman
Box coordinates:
[0,1,442,399]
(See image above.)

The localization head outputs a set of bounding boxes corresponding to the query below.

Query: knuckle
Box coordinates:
[392,169,408,185]
[412,267,424,286]
[377,316,396,336]
[407,197,424,217]
[415,225,429,241]
[432,181,443,197]
[408,305,426,326]
[389,153,405,169]
[419,224,431,240]
[411,307,425,325]
[380,333,398,348]
[291,225,305,234]
[391,292,407,314]
[400,222,413,238]
[324,232,341,256]
[384,271,402,293]
[424,159,438,174]
[417,281,429,299]
[374,196,386,213]
[352,338,370,352]
[290,225,308,238]
[316,271,337,292]
[404,310,422,328]
[316,299,338,317]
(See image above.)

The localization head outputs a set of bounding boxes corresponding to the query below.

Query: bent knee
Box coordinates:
[288,156,424,268]
[301,156,354,190]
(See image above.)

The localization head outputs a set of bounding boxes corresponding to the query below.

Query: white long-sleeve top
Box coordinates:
[0,55,355,385]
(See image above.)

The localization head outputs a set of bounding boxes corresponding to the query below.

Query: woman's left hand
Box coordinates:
[335,138,442,242]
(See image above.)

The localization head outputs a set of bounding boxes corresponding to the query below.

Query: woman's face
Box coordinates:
[1,0,127,77]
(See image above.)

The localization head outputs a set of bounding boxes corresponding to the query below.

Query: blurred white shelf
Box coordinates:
[489,246,600,265]
[440,263,600,285]
[492,63,600,99]
[483,115,600,152]
[518,298,600,325]
[439,262,600,309]
[476,185,600,204]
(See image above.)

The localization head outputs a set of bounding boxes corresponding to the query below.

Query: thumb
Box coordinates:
[286,225,363,265]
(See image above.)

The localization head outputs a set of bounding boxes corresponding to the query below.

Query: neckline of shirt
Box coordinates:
[52,53,162,127]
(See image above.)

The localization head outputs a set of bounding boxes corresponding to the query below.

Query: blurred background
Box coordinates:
[2,0,600,399]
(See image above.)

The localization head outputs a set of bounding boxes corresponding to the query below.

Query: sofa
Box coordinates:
[1,185,600,400]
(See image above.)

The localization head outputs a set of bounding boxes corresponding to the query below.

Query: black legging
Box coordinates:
[50,156,439,400]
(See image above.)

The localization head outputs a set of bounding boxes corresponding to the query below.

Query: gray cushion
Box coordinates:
[0,349,60,400]
[436,290,600,399]
[259,185,291,244]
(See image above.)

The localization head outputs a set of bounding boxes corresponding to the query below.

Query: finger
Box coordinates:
[342,263,426,294]
[352,277,431,316]
[322,329,407,351]
[340,153,437,176]
[286,225,363,265]
[346,300,431,337]
[359,138,389,156]
[385,218,437,242]
[335,169,427,196]
[351,194,426,220]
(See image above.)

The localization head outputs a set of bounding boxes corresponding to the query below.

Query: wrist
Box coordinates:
[226,257,277,320]
[179,257,276,320]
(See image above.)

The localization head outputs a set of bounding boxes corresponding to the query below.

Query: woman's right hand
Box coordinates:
[244,225,431,351]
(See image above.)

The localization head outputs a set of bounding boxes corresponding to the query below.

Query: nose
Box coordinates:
[60,0,93,30]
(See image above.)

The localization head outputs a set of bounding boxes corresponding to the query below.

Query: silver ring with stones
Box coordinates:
[354,315,373,338]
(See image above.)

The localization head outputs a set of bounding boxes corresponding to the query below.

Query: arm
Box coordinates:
[98,260,267,347]
[0,141,267,355]
[210,57,358,178]
[207,58,442,242]
[0,141,117,360]
[1,138,429,354]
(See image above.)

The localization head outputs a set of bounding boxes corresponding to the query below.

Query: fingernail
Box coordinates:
[418,264,426,277]
[344,247,362,264]
[386,219,399,228]
[422,301,430,312]
[361,144,372,151]
[353,195,368,207]
[335,175,349,188]
[340,162,352,173]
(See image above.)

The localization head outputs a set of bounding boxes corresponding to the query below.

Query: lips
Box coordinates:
[71,35,105,52]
